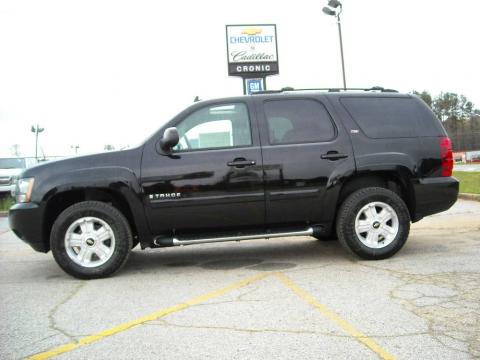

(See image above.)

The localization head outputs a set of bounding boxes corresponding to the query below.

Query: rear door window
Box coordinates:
[263,99,336,144]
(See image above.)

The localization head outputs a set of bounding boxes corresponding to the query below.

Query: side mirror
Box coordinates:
[160,127,179,152]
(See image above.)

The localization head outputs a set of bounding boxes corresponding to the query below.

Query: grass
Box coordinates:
[0,196,14,212]
[453,171,480,194]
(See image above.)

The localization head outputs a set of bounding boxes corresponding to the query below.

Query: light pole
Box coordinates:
[323,0,347,90]
[31,124,44,161]
[71,145,80,155]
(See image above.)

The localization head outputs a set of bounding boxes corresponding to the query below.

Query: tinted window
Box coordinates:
[174,103,252,151]
[264,99,335,144]
[340,96,431,138]
[412,98,446,136]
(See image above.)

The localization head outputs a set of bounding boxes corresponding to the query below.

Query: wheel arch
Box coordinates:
[42,185,148,252]
[336,169,416,221]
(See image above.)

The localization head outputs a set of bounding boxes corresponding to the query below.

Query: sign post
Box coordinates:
[226,24,279,94]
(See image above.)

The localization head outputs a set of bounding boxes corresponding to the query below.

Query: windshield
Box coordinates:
[0,158,26,169]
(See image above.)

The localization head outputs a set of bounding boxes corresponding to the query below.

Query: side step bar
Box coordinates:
[153,227,315,247]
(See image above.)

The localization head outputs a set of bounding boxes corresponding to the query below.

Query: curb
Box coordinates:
[458,193,480,202]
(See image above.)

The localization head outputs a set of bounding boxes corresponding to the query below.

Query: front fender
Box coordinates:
[38,167,151,246]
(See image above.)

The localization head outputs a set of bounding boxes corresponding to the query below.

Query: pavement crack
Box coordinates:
[236,284,260,301]
[192,285,264,307]
[282,263,334,273]
[145,319,429,338]
[47,281,86,342]
[383,269,480,357]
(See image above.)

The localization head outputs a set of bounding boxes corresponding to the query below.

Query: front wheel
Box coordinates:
[336,187,410,260]
[50,201,132,279]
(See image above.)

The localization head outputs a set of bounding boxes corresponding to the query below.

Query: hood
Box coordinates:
[21,147,143,180]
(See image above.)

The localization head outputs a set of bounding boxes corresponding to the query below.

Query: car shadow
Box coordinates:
[120,237,346,276]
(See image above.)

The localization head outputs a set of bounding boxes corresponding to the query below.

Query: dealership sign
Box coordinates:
[226,24,279,77]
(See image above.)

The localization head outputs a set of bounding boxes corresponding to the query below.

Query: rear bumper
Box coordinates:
[8,202,48,253]
[413,177,459,222]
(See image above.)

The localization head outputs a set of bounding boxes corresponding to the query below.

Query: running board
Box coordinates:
[153,227,315,247]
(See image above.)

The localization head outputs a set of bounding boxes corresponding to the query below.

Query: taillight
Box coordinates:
[439,137,453,177]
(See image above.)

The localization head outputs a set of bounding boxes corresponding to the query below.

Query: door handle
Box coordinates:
[227,159,256,168]
[321,151,348,160]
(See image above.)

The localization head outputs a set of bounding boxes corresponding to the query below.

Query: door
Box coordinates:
[255,96,355,227]
[141,101,265,235]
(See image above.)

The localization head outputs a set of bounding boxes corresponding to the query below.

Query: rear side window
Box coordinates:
[411,98,446,136]
[264,99,336,144]
[340,96,441,138]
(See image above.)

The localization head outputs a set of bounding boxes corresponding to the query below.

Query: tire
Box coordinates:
[50,201,132,279]
[336,187,410,260]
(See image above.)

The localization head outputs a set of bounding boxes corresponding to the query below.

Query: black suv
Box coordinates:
[9,88,459,279]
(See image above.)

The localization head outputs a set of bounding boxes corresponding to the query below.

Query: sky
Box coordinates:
[1,0,479,158]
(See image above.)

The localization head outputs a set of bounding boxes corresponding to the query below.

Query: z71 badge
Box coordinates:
[149,192,181,200]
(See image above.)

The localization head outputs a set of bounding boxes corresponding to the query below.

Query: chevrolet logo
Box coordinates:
[241,27,262,36]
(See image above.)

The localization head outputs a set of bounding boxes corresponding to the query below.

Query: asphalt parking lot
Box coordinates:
[1,200,479,360]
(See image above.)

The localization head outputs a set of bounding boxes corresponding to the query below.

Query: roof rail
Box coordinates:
[252,86,398,95]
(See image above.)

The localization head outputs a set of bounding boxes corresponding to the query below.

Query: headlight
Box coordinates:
[16,178,35,203]
[11,175,19,185]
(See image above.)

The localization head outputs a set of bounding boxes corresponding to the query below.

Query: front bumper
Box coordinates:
[8,202,48,253]
[413,176,459,222]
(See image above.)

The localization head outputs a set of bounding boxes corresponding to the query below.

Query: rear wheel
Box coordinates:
[336,187,410,260]
[50,201,132,279]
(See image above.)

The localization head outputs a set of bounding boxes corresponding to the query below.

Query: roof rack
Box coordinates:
[252,86,398,95]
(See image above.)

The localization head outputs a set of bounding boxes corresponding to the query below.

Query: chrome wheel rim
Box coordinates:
[64,217,116,268]
[354,201,399,249]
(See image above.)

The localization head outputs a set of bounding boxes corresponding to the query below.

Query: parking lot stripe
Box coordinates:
[275,272,396,360]
[28,273,269,360]
[28,271,395,360]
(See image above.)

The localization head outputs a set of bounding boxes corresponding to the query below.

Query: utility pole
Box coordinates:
[71,145,80,155]
[31,124,45,160]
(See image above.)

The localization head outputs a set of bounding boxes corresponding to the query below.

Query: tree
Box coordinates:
[432,92,474,122]
[412,90,433,108]
[432,93,478,151]
[412,90,480,151]
[104,144,115,151]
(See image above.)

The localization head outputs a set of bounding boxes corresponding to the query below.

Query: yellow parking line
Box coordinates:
[29,271,395,360]
[274,272,396,360]
[28,273,269,360]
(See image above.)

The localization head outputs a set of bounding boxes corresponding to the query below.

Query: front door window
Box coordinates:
[174,103,252,151]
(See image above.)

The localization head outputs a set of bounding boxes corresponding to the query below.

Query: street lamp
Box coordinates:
[323,0,347,90]
[31,124,44,161]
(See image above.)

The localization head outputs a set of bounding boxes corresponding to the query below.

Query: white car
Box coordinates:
[0,158,36,196]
